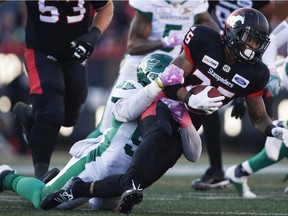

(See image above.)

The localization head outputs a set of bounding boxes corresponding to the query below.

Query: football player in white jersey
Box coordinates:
[0,53,196,210]
[87,0,219,139]
[225,16,288,198]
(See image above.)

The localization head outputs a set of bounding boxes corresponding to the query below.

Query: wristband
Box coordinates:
[265,124,276,137]
[184,92,192,104]
[89,27,101,45]
[154,77,164,89]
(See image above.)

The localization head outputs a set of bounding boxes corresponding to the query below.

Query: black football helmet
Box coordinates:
[223,8,270,64]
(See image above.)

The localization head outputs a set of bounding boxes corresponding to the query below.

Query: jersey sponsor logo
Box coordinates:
[222,64,231,73]
[232,74,249,88]
[180,7,193,15]
[156,6,190,20]
[156,6,171,14]
[202,55,219,69]
[229,15,245,28]
[237,0,253,8]
[207,68,234,88]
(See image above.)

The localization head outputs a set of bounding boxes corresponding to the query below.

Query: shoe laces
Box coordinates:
[54,190,74,203]
[131,179,143,191]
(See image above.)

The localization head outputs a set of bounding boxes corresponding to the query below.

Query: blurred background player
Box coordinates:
[87,0,219,139]
[191,0,277,190]
[225,16,288,198]
[9,0,113,179]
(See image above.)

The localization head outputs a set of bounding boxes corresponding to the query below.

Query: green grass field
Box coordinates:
[0,151,288,216]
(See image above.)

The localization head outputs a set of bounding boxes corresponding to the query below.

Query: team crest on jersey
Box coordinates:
[202,55,219,69]
[222,64,231,73]
[116,81,136,90]
[232,74,249,88]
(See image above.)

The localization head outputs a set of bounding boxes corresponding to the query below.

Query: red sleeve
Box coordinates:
[245,90,264,98]
[183,44,194,65]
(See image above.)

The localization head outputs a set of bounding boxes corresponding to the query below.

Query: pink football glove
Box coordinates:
[155,64,184,88]
[161,33,183,48]
[160,97,192,128]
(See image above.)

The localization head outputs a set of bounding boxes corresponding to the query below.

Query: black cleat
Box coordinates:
[41,177,83,210]
[40,168,60,184]
[13,102,33,144]
[0,165,14,192]
[118,180,143,214]
[191,167,229,191]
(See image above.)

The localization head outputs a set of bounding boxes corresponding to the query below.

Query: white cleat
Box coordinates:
[0,165,14,192]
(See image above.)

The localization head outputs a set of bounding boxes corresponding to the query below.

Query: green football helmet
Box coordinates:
[137,53,173,86]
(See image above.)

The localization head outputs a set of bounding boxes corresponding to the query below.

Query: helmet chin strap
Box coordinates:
[240,48,255,60]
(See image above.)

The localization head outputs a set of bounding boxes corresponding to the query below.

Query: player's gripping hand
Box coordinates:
[160,98,191,128]
[186,86,225,115]
[230,97,246,119]
[266,70,282,97]
[161,33,183,48]
[71,27,101,61]
[271,127,288,147]
[154,64,184,88]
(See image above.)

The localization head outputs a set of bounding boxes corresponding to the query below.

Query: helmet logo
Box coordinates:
[142,59,160,73]
[229,15,245,28]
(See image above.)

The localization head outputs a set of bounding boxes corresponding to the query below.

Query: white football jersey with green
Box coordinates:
[129,0,209,57]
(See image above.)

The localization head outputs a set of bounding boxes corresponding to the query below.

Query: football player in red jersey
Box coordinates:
[40,8,288,214]
[191,0,277,190]
[0,0,113,179]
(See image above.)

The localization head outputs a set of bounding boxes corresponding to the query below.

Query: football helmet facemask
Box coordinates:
[223,8,270,64]
[137,53,173,86]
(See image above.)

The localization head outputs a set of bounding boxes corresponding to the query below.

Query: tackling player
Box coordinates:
[0,53,193,211]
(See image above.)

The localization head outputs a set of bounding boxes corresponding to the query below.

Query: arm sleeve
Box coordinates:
[180,124,202,162]
[112,81,162,122]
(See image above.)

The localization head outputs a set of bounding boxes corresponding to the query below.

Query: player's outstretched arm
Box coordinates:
[113,65,184,122]
[246,96,288,146]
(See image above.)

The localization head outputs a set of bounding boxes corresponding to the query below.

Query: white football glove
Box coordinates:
[187,86,225,115]
[266,70,282,97]
[271,127,288,147]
